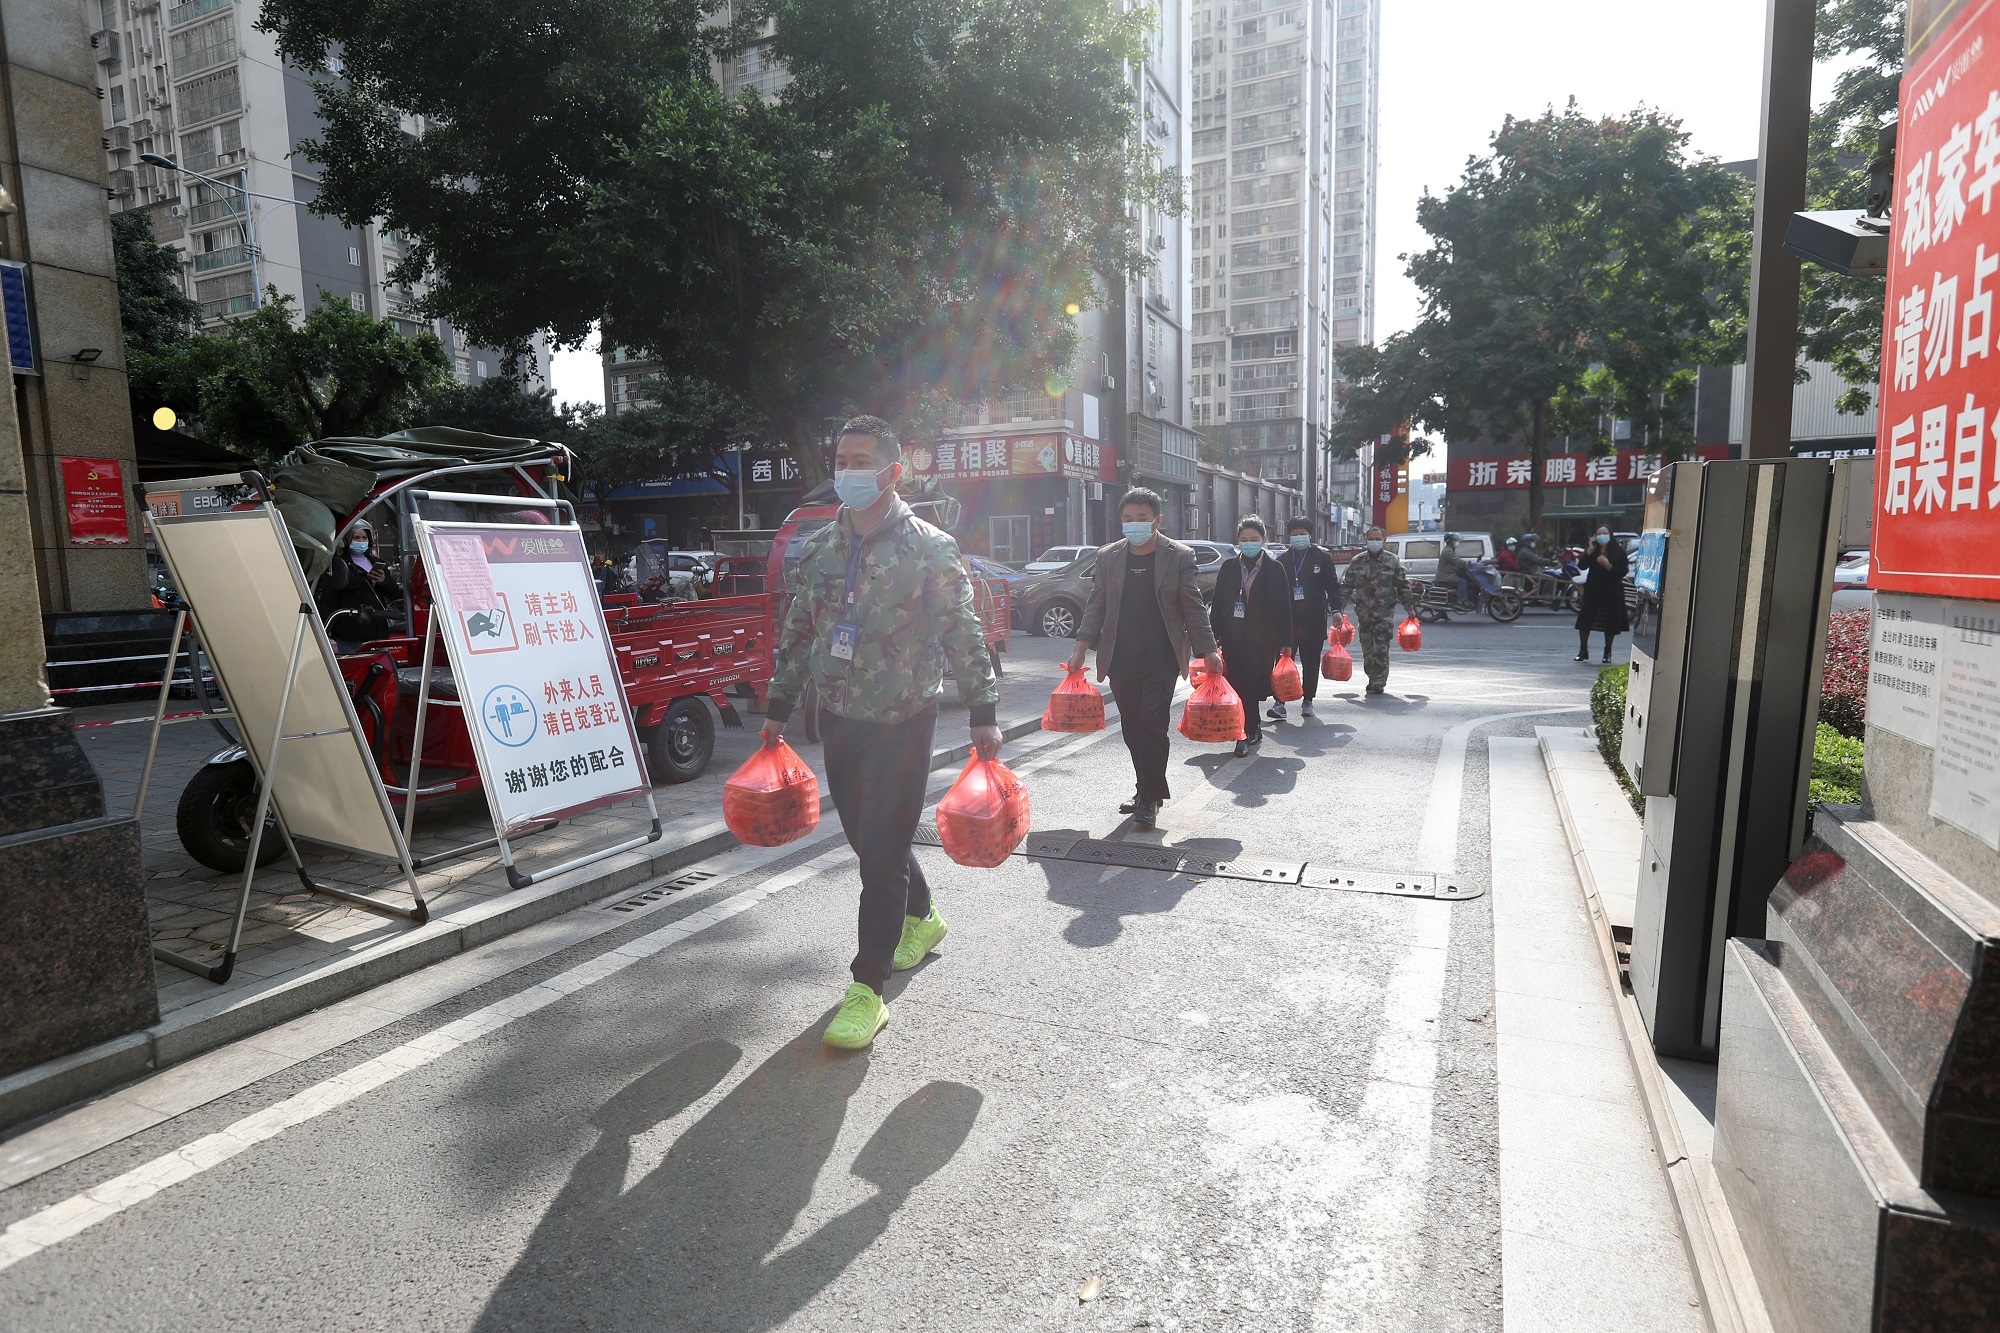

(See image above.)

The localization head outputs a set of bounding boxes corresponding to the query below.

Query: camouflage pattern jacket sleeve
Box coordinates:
[766,501,998,728]
[1340,549,1415,621]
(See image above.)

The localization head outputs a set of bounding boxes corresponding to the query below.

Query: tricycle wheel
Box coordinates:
[647,698,715,784]
[1488,589,1526,623]
[176,759,285,873]
[1416,607,1442,624]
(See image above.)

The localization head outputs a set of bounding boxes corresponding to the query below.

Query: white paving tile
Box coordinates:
[1489,737,1701,1332]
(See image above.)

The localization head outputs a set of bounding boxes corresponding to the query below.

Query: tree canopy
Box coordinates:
[1328,104,1750,527]
[134,290,452,463]
[110,211,202,363]
[257,0,1172,482]
[1799,0,1903,413]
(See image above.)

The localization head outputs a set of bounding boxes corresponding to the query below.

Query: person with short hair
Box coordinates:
[1268,516,1340,721]
[1339,524,1418,696]
[764,414,1000,1050]
[1210,515,1291,755]
[1435,531,1470,605]
[1069,489,1224,829]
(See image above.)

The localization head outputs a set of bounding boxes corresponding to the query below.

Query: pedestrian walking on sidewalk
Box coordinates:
[764,415,1001,1050]
[1339,525,1418,696]
[1210,516,1290,756]
[1068,488,1225,830]
[1267,516,1340,723]
[1575,526,1630,663]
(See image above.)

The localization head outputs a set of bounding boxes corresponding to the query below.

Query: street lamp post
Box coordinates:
[139,152,302,313]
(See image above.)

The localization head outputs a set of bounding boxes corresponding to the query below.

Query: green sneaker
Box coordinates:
[892,905,949,971]
[824,983,889,1049]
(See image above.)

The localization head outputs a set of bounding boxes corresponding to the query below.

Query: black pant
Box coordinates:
[1109,667,1178,802]
[1288,627,1323,702]
[1223,663,1264,741]
[820,706,937,993]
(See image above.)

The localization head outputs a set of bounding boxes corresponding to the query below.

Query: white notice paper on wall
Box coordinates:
[1930,602,2000,850]
[1868,593,1945,748]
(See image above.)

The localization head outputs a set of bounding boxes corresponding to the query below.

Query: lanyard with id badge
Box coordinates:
[1235,556,1259,619]
[830,535,866,662]
[1291,550,1309,603]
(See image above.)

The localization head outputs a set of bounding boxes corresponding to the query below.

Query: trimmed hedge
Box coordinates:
[1820,609,1869,739]
[1591,665,1628,772]
[1810,723,1864,806]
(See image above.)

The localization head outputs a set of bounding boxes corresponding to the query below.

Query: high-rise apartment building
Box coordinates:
[85,0,545,386]
[1187,0,1377,530]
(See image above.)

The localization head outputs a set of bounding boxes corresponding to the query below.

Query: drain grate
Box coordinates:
[606,867,718,912]
[916,825,1479,899]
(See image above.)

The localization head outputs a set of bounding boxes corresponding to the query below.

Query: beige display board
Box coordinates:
[144,477,426,983]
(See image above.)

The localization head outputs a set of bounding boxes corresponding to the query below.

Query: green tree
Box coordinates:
[1328,105,1749,528]
[110,211,202,363]
[136,290,452,463]
[257,0,1171,484]
[569,377,773,517]
[407,375,577,441]
[1799,0,1904,413]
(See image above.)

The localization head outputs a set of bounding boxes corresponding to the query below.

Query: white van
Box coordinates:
[1385,531,1496,582]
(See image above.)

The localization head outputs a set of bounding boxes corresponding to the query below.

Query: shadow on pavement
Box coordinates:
[1038,833,1244,949]
[473,1029,981,1332]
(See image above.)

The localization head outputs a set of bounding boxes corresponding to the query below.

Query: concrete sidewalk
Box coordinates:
[2,637,1082,1131]
[1535,725,1774,1333]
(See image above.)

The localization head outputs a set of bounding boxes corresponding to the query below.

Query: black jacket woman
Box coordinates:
[1574,527,1629,663]
[1209,518,1292,752]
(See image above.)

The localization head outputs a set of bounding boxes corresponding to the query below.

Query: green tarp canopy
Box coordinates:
[269,427,568,582]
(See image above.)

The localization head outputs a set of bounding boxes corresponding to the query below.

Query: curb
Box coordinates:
[1538,730,1773,1333]
[0,710,1059,1134]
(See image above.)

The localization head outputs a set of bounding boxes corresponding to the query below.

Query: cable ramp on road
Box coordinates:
[912,824,1481,900]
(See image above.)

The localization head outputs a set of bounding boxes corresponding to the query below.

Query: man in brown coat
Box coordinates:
[1068,488,1225,829]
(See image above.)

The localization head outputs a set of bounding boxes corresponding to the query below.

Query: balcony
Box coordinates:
[188,194,245,225]
[192,245,249,273]
[168,0,230,26]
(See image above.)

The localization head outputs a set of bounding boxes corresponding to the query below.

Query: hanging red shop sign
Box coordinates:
[1874,0,2000,600]
[60,456,130,546]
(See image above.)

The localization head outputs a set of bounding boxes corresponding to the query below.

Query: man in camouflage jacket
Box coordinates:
[764,415,1000,1049]
[1339,525,1418,696]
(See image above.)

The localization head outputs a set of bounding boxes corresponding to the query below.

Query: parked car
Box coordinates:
[1012,548,1098,637]
[1183,539,1232,600]
[1833,553,1870,589]
[1382,531,1496,582]
[628,543,715,600]
[1023,544,1088,573]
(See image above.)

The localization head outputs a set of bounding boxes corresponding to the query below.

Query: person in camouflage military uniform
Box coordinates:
[764,415,1000,1050]
[1339,525,1418,696]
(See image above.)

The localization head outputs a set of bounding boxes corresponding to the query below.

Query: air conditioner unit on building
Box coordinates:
[1253,162,1266,171]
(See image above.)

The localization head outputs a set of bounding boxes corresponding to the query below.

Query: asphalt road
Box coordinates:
[2,613,1602,1330]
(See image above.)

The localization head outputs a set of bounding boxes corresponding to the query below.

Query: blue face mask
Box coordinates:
[1288,534,1310,551]
[1366,540,1384,553]
[1238,541,1263,559]
[348,540,371,555]
[833,463,891,511]
[1122,521,1155,544]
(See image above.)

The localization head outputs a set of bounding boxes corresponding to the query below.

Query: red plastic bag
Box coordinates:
[1331,614,1355,646]
[1321,638,1354,681]
[722,735,820,847]
[1271,649,1304,702]
[1178,672,1246,743]
[935,756,1031,868]
[1189,648,1224,688]
[1041,667,1107,733]
[1397,616,1423,652]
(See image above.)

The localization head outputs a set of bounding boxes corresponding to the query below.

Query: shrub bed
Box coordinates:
[1821,608,1869,739]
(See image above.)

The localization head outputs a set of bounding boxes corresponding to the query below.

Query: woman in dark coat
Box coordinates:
[1574,526,1630,663]
[1209,516,1292,753]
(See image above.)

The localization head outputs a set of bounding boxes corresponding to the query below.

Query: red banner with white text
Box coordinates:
[1446,447,1728,492]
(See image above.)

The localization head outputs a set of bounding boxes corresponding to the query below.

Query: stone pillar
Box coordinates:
[0,2,156,1084]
